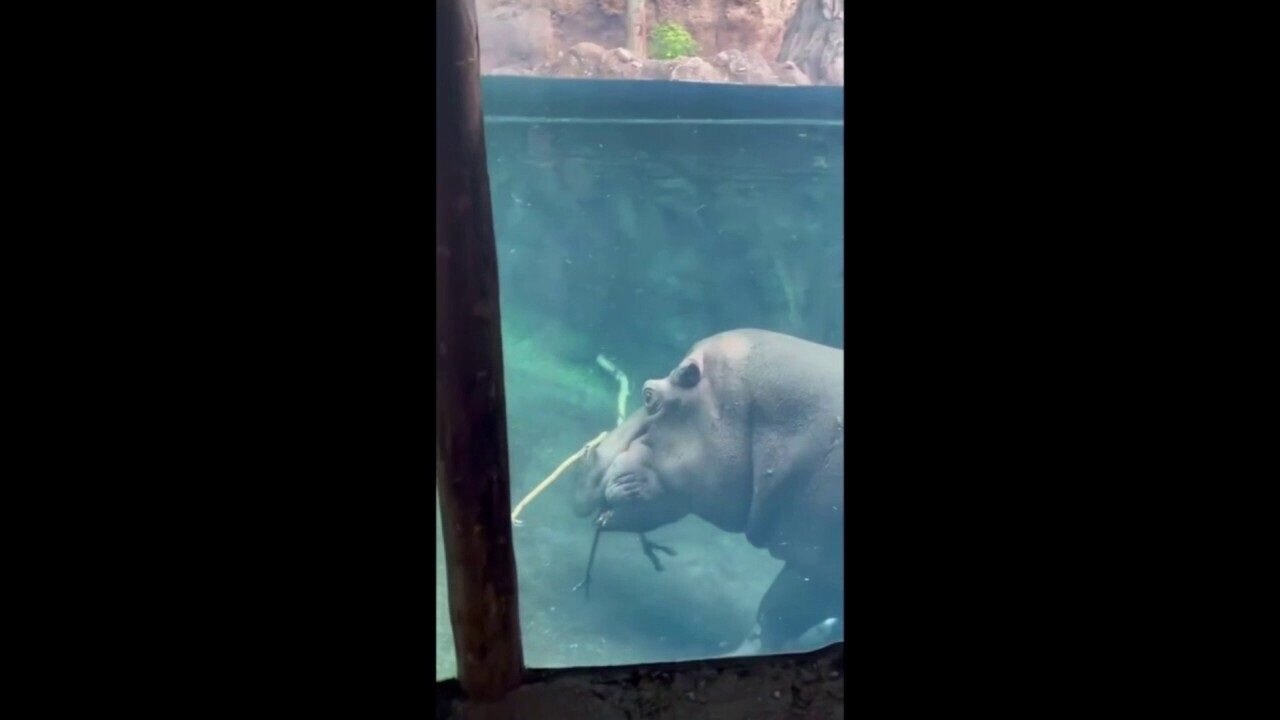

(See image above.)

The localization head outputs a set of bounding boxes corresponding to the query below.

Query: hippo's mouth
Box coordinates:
[604,471,648,506]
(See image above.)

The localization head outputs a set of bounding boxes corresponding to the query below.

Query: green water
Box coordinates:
[437,78,843,679]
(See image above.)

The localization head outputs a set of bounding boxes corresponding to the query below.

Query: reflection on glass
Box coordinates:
[435,488,456,680]
[475,74,843,669]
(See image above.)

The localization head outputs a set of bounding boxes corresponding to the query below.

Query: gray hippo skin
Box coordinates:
[573,329,844,652]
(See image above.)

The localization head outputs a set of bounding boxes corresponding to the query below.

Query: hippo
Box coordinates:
[572,329,843,652]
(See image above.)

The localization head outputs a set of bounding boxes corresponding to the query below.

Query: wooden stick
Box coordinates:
[596,354,629,427]
[511,431,608,525]
[572,516,607,600]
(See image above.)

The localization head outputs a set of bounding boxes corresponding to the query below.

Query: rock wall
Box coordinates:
[503,41,815,85]
[477,0,843,85]
[777,0,843,86]
[477,2,558,73]
[650,0,800,62]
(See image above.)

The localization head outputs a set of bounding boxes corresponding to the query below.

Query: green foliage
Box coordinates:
[649,22,699,60]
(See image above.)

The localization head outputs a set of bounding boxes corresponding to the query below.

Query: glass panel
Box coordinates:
[480,73,843,668]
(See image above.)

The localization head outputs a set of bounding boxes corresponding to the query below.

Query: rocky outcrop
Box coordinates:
[777,0,843,86]
[600,47,646,79]
[651,0,800,62]
[536,43,726,82]
[707,49,809,85]
[772,60,813,86]
[530,42,817,84]
[666,56,727,83]
[539,40,611,78]
[477,4,557,73]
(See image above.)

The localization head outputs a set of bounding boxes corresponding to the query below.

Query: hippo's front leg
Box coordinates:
[756,563,842,652]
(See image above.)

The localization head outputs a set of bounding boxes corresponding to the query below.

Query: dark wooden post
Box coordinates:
[435,0,524,702]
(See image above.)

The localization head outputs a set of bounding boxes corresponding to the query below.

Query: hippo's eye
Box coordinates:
[673,362,701,388]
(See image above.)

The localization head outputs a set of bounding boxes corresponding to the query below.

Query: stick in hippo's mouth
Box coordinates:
[573,509,611,599]
[575,509,682,600]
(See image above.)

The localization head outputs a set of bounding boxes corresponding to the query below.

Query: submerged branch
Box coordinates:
[511,431,608,526]
[573,509,613,599]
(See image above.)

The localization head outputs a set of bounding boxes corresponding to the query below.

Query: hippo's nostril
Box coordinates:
[643,386,659,413]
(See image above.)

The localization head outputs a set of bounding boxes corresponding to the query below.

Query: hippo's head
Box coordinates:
[572,348,753,534]
[572,407,693,533]
[572,331,844,615]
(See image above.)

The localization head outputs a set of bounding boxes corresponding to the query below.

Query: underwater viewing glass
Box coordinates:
[437,63,843,681]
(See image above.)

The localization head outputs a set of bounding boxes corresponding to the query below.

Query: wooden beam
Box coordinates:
[435,0,524,702]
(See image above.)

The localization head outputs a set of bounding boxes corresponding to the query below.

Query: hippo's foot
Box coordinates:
[757,564,843,652]
[638,533,677,571]
[795,616,842,649]
[726,625,763,657]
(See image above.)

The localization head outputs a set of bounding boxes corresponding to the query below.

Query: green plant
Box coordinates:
[649,22,699,60]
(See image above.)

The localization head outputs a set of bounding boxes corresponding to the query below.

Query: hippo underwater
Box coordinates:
[572,329,844,652]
